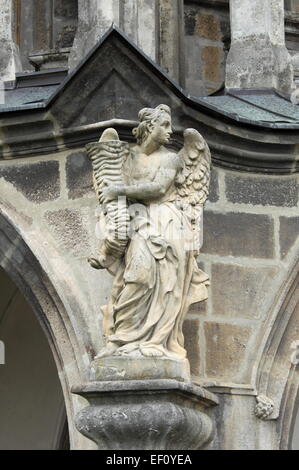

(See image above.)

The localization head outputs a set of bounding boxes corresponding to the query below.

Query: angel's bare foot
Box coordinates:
[95,342,119,358]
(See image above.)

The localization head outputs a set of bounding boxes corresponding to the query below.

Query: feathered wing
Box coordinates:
[176,128,211,205]
[175,128,211,253]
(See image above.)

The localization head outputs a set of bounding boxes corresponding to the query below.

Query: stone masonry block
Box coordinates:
[202,46,221,83]
[204,322,251,379]
[202,211,274,259]
[0,161,60,203]
[225,173,298,207]
[66,152,93,200]
[208,166,219,203]
[211,263,279,319]
[196,13,221,41]
[183,318,200,376]
[279,216,299,259]
[45,208,90,256]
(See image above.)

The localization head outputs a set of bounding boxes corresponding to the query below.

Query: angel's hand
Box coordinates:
[102,183,126,202]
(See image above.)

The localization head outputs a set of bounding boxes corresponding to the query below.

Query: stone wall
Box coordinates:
[184,0,230,96]
[0,140,298,448]
[183,165,299,386]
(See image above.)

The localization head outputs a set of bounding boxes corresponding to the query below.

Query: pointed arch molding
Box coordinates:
[0,206,91,447]
[255,256,299,449]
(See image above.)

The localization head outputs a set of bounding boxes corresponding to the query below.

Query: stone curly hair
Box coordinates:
[132,104,171,145]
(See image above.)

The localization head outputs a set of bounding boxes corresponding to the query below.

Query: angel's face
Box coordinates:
[149,113,172,145]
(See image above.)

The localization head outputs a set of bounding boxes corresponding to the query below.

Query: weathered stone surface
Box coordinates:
[197,14,221,41]
[225,173,299,207]
[208,166,220,203]
[0,0,21,81]
[226,0,294,94]
[202,211,275,259]
[66,152,93,200]
[189,300,207,314]
[90,356,190,382]
[279,216,299,258]
[204,322,251,379]
[73,379,218,450]
[183,318,200,376]
[0,161,60,203]
[45,208,90,256]
[202,46,221,83]
[211,263,279,319]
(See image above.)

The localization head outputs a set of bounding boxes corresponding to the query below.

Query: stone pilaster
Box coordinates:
[226,0,294,95]
[0,0,21,82]
[68,0,184,84]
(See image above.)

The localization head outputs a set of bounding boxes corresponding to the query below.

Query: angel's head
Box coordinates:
[133,104,172,146]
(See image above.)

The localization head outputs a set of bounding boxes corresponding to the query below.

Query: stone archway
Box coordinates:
[0,207,92,449]
[254,256,299,449]
[0,266,69,449]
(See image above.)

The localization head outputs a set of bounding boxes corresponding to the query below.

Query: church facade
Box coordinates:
[0,0,298,450]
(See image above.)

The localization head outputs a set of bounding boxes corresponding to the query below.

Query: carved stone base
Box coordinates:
[72,379,218,450]
[90,356,191,382]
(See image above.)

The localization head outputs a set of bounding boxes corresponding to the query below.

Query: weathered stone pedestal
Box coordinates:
[72,379,218,450]
[90,356,191,382]
[72,357,218,450]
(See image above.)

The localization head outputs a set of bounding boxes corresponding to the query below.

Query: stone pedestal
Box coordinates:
[72,379,218,450]
[226,0,294,95]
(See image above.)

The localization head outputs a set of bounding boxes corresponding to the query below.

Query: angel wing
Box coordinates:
[175,128,211,206]
[175,129,211,253]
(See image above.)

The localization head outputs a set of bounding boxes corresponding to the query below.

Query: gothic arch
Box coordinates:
[0,204,90,448]
[254,255,299,449]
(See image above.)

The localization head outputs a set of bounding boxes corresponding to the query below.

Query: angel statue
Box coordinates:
[86,104,210,360]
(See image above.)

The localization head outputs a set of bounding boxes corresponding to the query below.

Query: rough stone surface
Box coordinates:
[90,356,191,382]
[69,0,184,83]
[204,322,251,379]
[45,208,90,256]
[197,14,222,41]
[202,46,221,83]
[202,211,275,259]
[184,5,228,96]
[183,318,200,376]
[66,152,93,200]
[208,166,220,203]
[226,0,294,94]
[211,263,279,319]
[0,161,60,203]
[225,173,299,207]
[279,216,299,258]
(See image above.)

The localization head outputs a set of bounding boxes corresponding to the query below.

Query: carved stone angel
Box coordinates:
[86,104,210,360]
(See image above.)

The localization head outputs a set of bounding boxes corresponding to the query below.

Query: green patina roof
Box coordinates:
[201,93,299,127]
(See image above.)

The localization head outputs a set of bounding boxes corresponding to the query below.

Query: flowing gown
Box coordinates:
[100,149,209,359]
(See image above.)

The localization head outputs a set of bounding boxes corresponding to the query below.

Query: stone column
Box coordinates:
[0,0,21,82]
[69,0,184,84]
[226,0,294,95]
